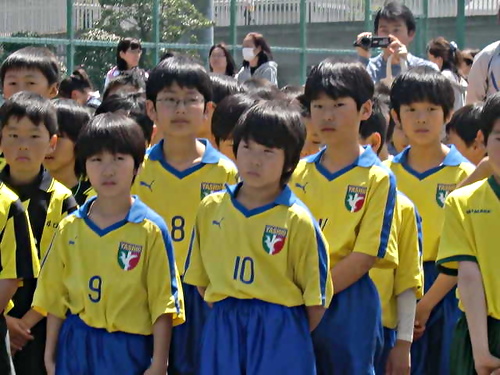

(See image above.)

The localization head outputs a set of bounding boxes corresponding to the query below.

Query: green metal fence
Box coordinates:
[0,0,491,86]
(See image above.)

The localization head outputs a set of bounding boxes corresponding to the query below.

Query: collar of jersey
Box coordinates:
[76,195,148,236]
[226,183,296,217]
[147,138,221,178]
[392,145,467,180]
[304,145,379,181]
[0,166,53,195]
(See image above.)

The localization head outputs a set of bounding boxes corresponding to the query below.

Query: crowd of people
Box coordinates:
[0,1,500,375]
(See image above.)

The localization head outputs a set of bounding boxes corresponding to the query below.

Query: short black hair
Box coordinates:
[232,100,305,185]
[209,74,243,104]
[95,92,154,144]
[242,77,282,100]
[75,113,146,178]
[374,1,416,35]
[359,96,389,155]
[146,55,212,104]
[212,93,257,146]
[1,47,60,86]
[480,92,500,144]
[446,104,483,147]
[304,60,374,110]
[59,69,92,98]
[390,66,454,120]
[0,91,58,136]
[102,70,146,100]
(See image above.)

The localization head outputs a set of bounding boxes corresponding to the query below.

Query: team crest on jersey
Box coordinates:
[345,185,367,213]
[200,182,224,199]
[117,242,143,271]
[262,225,288,255]
[436,184,456,208]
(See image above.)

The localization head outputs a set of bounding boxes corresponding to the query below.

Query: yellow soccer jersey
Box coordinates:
[370,192,423,329]
[437,177,500,319]
[184,184,333,307]
[33,196,185,334]
[133,139,238,271]
[290,146,398,268]
[385,146,474,262]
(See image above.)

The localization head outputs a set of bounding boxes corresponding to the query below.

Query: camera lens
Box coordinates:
[360,37,371,48]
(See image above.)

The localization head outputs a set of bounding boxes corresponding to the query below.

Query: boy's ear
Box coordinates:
[390,109,401,126]
[360,100,373,121]
[407,30,416,44]
[150,124,158,145]
[366,132,382,154]
[475,129,486,147]
[146,100,158,123]
[48,134,58,153]
[204,101,215,120]
[48,83,59,99]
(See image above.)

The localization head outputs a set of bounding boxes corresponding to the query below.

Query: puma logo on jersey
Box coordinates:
[117,241,143,271]
[345,185,367,212]
[262,225,288,255]
[436,184,456,208]
[69,236,78,245]
[318,218,329,231]
[212,218,224,228]
[295,182,309,193]
[140,180,155,192]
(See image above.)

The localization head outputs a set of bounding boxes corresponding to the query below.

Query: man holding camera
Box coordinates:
[355,1,438,84]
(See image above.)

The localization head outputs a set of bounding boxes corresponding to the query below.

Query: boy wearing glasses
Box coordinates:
[134,55,238,375]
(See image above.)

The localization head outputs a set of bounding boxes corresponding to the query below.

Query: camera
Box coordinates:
[353,36,391,49]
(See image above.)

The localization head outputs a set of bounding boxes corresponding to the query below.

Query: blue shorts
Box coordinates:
[411,262,460,375]
[312,273,382,375]
[375,327,397,375]
[169,282,211,375]
[55,314,153,375]
[199,298,316,375]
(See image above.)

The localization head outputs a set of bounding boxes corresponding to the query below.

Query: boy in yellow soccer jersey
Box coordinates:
[0,92,77,375]
[359,102,424,374]
[0,183,39,375]
[184,99,333,375]
[386,66,475,375]
[134,55,238,375]
[291,60,398,375]
[437,93,500,375]
[33,113,184,375]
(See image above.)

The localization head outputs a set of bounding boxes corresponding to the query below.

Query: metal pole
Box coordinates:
[229,0,237,57]
[153,0,160,64]
[421,0,429,57]
[66,0,74,73]
[456,0,465,48]
[364,0,371,32]
[300,0,307,84]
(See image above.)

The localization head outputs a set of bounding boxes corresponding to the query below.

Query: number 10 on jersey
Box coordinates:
[233,256,254,284]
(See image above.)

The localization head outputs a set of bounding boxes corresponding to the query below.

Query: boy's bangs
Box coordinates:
[238,112,290,151]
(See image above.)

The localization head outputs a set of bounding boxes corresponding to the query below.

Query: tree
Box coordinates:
[74,0,212,91]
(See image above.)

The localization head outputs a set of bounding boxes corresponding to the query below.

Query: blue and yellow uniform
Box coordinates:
[1,167,77,375]
[371,192,423,374]
[133,139,238,375]
[33,196,184,374]
[0,183,39,375]
[385,145,474,375]
[290,146,397,375]
[437,177,500,374]
[184,183,332,375]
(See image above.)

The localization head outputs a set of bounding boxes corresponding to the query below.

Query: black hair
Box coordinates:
[209,43,237,76]
[1,47,60,86]
[52,99,92,177]
[446,104,483,147]
[95,92,154,144]
[212,93,257,146]
[209,74,243,104]
[102,70,146,100]
[59,69,93,98]
[242,32,274,69]
[116,38,142,71]
[242,77,282,100]
[374,1,416,35]
[232,99,305,185]
[480,92,500,144]
[359,96,389,155]
[75,113,146,178]
[146,55,212,104]
[304,60,374,110]
[427,37,464,77]
[390,66,454,120]
[280,85,305,102]
[0,91,58,136]
[160,50,180,62]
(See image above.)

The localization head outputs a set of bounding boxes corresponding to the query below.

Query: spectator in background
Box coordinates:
[460,48,480,79]
[236,32,278,86]
[59,67,101,110]
[427,37,468,111]
[104,38,147,90]
[356,1,438,83]
[466,40,500,104]
[209,43,237,76]
[102,70,146,100]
